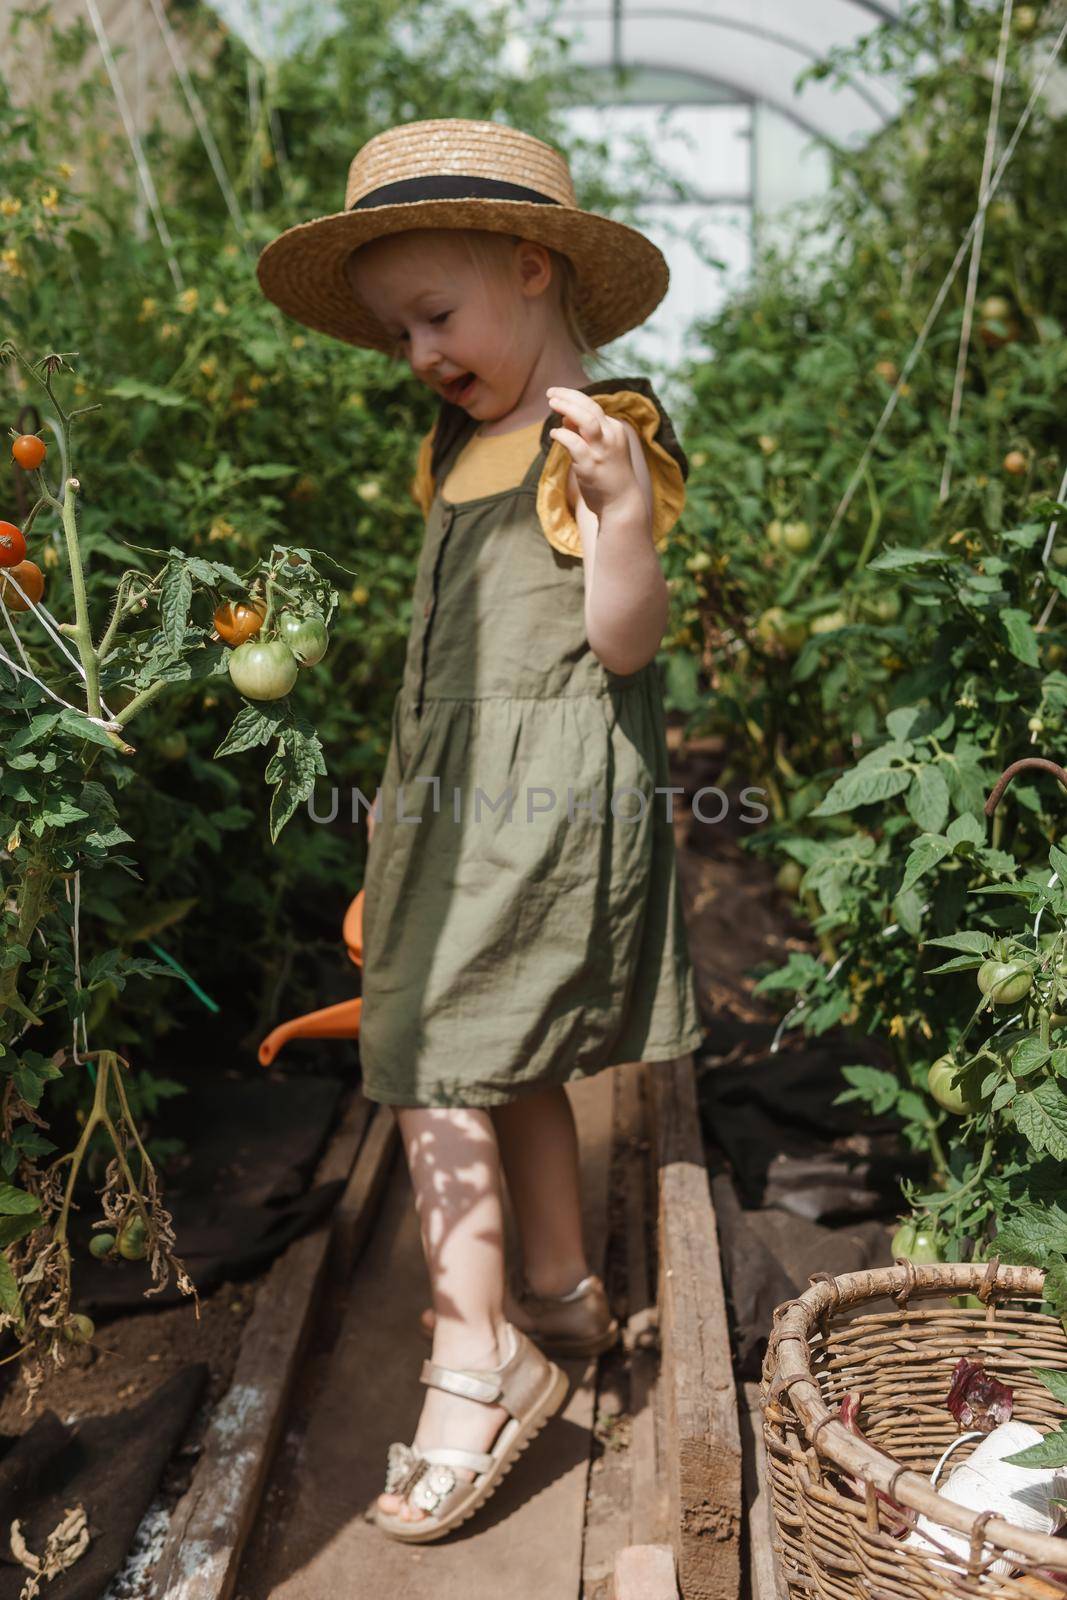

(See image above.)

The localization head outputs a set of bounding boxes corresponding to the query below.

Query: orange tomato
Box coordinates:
[1003,450,1028,476]
[0,521,26,567]
[213,596,267,646]
[11,434,46,471]
[0,559,44,611]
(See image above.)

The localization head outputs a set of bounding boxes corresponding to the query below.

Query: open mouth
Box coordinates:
[443,372,477,404]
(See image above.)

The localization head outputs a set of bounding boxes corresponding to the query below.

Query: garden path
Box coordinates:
[237,1070,614,1599]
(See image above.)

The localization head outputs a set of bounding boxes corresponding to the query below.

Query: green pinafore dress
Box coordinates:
[359,377,705,1108]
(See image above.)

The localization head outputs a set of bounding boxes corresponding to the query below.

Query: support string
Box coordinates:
[939,0,1014,504]
[821,15,1067,550]
[81,0,185,291]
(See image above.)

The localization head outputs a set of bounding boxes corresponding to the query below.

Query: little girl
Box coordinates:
[258,116,704,1542]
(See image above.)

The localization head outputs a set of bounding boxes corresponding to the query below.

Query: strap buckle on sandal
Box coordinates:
[419,1359,502,1404]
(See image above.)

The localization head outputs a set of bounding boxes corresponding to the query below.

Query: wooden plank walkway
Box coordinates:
[237,1072,614,1599]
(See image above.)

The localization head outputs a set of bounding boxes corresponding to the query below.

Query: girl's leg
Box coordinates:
[378,1105,510,1523]
[491,1084,589,1295]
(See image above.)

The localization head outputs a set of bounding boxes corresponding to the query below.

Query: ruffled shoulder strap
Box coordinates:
[408,399,479,517]
[534,376,688,559]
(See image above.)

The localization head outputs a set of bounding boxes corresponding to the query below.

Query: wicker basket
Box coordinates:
[762,1260,1067,1598]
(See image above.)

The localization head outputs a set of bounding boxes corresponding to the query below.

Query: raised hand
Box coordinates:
[545,387,644,524]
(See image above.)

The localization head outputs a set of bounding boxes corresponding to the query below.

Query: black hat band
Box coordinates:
[350,174,563,210]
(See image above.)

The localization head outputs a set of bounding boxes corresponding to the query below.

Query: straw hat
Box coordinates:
[256,117,669,354]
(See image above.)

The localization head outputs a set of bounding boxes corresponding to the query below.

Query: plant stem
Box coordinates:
[60,478,101,719]
[113,676,171,727]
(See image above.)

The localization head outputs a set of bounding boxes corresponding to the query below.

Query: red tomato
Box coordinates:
[0,559,44,611]
[0,521,26,567]
[11,434,46,471]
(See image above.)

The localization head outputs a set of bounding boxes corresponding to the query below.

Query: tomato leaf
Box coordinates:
[811,762,911,816]
[215,702,286,757]
[1004,1426,1067,1469]
[106,377,190,409]
[1013,1081,1067,1161]
[266,721,327,842]
[161,561,193,653]
[1032,1369,1067,1407]
[0,1254,22,1325]
[900,834,952,895]
[1012,1038,1051,1078]
[1000,608,1040,667]
[0,1184,41,1216]
[0,1211,39,1249]
[906,765,950,834]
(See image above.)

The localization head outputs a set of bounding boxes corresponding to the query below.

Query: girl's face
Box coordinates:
[345,230,551,419]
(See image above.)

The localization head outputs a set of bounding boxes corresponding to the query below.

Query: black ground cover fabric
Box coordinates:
[696,1039,919,1377]
[697,1044,923,1221]
[0,1364,207,1599]
[69,1066,346,1312]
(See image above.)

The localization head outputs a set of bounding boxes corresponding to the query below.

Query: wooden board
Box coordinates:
[740,1382,785,1600]
[149,1090,388,1600]
[615,1543,680,1600]
[649,1057,742,1600]
[333,1102,398,1280]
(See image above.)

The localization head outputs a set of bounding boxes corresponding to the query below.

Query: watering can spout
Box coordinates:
[258,997,363,1065]
[258,890,365,1066]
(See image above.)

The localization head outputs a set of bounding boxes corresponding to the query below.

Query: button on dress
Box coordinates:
[358,376,705,1108]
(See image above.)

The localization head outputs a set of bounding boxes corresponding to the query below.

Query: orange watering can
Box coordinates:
[258,890,364,1066]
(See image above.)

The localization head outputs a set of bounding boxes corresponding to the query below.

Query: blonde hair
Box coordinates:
[345,227,603,368]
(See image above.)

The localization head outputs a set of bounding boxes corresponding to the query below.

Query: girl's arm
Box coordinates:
[546,387,670,676]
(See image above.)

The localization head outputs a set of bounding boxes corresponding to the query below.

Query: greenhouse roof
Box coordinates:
[516,0,907,145]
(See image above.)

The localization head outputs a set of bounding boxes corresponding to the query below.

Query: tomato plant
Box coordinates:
[0,345,337,1384]
[676,2,1067,1331]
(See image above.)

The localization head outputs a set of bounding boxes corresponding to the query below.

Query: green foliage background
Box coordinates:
[670,0,1067,1312]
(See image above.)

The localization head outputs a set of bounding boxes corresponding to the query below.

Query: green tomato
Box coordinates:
[63,1313,96,1345]
[775,860,803,895]
[810,610,848,635]
[117,1215,148,1261]
[782,520,812,555]
[976,959,1032,1006]
[756,607,807,653]
[89,1232,115,1259]
[227,640,299,701]
[277,611,330,666]
[927,1054,979,1115]
[765,519,784,548]
[869,591,901,623]
[158,730,188,761]
[685,550,712,575]
[890,1222,941,1263]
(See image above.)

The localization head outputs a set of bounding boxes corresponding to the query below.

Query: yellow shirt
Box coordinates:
[410,389,686,559]
[440,419,543,503]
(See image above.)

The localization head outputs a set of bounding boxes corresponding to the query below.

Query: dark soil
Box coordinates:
[0,1277,256,1435]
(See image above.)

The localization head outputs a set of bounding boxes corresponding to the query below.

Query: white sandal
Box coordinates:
[375,1323,568,1543]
